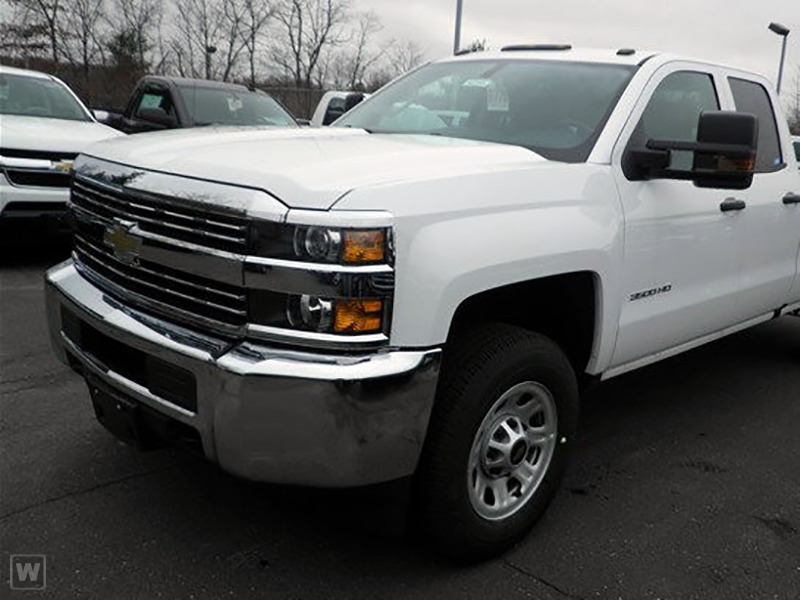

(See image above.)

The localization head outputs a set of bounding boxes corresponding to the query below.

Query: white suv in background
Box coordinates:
[0,65,122,227]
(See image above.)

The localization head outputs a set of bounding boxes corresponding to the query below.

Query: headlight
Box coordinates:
[287,294,334,331]
[285,295,385,334]
[247,218,394,343]
[251,222,391,265]
[294,227,341,261]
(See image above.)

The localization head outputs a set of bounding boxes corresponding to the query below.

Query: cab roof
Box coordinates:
[444,46,657,67]
[442,46,764,79]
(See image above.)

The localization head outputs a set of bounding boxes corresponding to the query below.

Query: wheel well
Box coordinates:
[446,272,598,374]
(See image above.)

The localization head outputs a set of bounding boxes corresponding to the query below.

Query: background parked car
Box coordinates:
[0,65,123,233]
[793,135,800,171]
[310,91,369,126]
[97,76,299,134]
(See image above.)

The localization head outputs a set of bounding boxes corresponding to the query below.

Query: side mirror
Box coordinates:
[626,111,758,190]
[92,109,110,123]
[137,107,178,129]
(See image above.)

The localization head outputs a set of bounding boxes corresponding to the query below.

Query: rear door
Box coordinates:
[724,75,800,316]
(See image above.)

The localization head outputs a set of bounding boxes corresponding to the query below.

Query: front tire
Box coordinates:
[413,324,580,562]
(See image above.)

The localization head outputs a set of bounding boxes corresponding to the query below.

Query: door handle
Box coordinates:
[783,193,800,205]
[720,198,746,212]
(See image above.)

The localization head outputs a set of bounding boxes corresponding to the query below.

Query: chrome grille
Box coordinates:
[5,169,71,188]
[71,176,249,253]
[70,174,250,334]
[73,231,247,328]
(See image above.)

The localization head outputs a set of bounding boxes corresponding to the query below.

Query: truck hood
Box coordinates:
[0,115,123,154]
[84,126,544,210]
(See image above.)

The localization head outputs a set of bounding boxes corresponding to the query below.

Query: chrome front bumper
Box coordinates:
[45,260,441,487]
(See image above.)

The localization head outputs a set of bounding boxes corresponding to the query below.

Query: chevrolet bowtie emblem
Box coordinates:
[52,159,73,173]
[103,222,141,266]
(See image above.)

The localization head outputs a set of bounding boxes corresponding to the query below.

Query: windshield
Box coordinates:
[177,85,297,127]
[336,59,634,162]
[0,73,90,121]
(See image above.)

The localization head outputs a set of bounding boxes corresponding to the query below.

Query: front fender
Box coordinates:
[337,163,625,374]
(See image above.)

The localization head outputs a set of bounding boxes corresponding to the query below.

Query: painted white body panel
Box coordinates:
[336,163,623,369]
[0,114,121,153]
[68,49,800,378]
[85,127,542,210]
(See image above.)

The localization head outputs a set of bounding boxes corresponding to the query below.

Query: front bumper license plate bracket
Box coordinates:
[87,378,162,450]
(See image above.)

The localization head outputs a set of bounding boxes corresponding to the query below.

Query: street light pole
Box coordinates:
[454,0,463,54]
[768,22,790,95]
[205,45,217,80]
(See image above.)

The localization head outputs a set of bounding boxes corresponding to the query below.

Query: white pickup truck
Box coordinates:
[45,46,800,561]
[0,65,122,227]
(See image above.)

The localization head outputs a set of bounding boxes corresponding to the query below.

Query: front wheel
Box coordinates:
[413,324,580,562]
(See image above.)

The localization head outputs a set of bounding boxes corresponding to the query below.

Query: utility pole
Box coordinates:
[454,0,463,54]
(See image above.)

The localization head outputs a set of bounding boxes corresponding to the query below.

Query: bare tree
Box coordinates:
[240,0,275,86]
[388,39,425,78]
[60,0,107,78]
[170,0,249,81]
[786,66,800,135]
[271,0,352,88]
[365,38,425,89]
[5,0,62,62]
[110,0,161,69]
[217,0,251,81]
[329,10,383,90]
[0,2,50,61]
[171,0,219,79]
[464,38,487,53]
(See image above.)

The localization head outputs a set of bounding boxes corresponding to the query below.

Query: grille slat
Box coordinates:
[4,169,71,188]
[75,241,246,320]
[73,180,246,233]
[75,234,245,305]
[70,176,249,333]
[72,188,245,246]
[71,177,248,252]
[1,148,78,161]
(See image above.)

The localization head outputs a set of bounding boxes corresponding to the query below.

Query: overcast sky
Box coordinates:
[366,0,799,99]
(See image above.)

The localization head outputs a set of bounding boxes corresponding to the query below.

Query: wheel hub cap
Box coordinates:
[468,381,558,521]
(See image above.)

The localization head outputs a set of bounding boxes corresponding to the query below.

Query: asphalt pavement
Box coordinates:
[1,244,799,600]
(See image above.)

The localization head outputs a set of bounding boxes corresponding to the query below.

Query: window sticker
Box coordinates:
[227,95,243,112]
[139,93,163,109]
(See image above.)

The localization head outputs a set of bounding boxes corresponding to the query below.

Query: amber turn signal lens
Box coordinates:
[334,299,383,333]
[343,230,385,264]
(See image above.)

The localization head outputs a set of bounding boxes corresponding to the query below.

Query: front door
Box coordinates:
[610,67,744,369]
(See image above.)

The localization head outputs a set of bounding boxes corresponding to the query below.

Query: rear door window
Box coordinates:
[728,78,783,172]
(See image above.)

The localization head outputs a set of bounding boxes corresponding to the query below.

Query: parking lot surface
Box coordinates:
[2,246,799,600]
